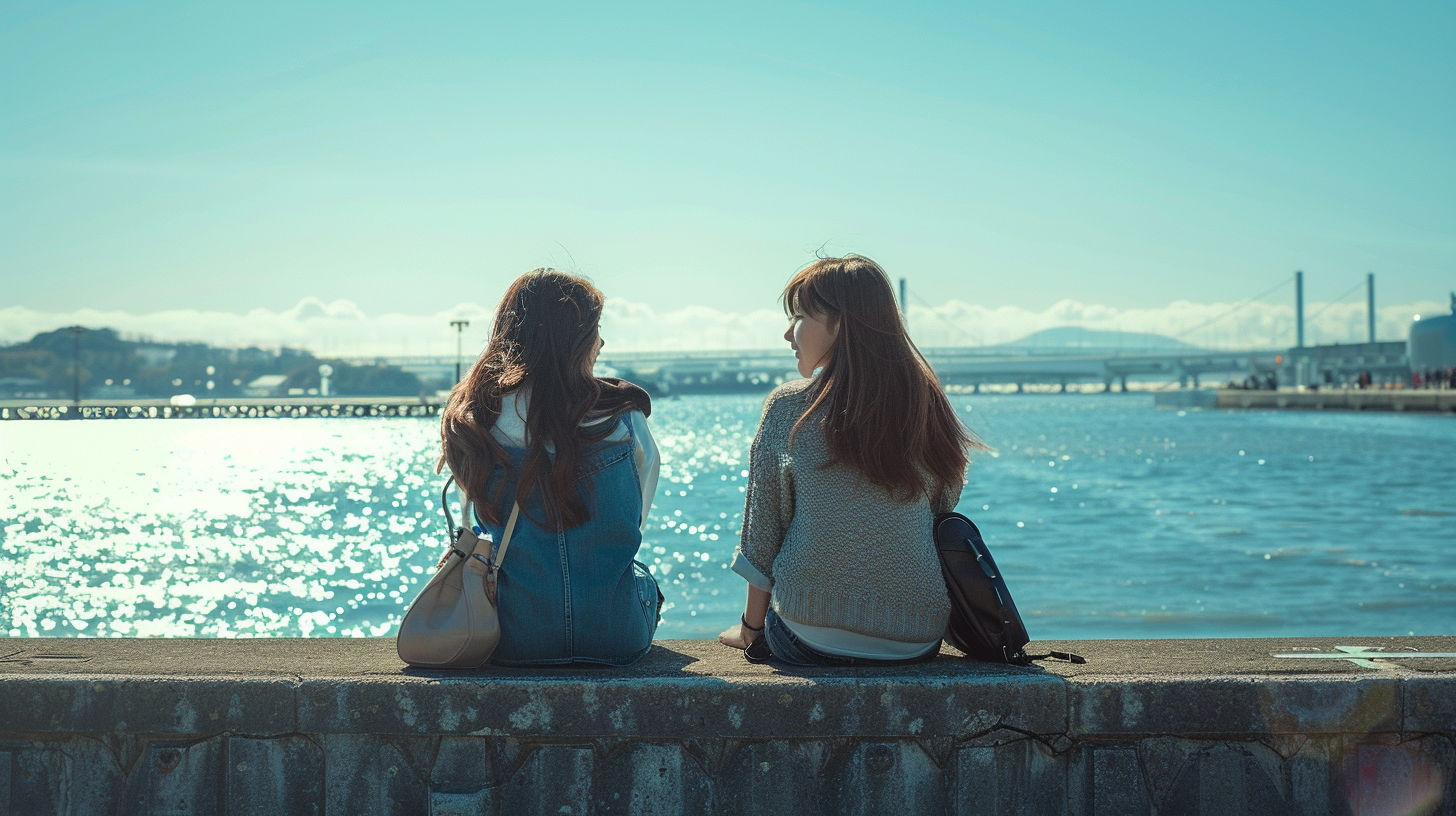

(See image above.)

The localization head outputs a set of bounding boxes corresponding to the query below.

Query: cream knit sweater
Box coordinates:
[730,379,963,643]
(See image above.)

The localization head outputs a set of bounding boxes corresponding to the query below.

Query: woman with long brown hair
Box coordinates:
[438,269,663,666]
[718,255,978,664]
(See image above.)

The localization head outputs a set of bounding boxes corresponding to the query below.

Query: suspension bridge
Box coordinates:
[2,271,1413,418]
[344,270,1386,396]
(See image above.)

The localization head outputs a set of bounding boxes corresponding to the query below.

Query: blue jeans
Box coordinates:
[761,610,940,667]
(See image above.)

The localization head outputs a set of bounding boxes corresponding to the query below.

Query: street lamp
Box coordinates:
[450,320,470,384]
[68,326,85,404]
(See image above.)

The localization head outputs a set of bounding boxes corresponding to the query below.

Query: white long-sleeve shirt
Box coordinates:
[489,388,660,529]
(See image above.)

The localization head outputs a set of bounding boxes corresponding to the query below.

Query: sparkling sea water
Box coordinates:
[2,395,1452,640]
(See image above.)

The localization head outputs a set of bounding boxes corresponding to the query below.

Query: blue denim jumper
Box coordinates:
[476,416,661,666]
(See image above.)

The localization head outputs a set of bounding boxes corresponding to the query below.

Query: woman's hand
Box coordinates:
[720,585,770,649]
[717,623,757,650]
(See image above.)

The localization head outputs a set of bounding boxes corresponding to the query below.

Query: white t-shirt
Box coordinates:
[490,387,660,530]
[780,618,941,660]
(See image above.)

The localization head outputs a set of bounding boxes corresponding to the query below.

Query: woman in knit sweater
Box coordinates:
[718,255,980,664]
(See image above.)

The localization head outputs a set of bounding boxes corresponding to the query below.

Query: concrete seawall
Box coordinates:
[1,636,1453,815]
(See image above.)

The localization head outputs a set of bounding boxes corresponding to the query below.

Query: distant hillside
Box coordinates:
[0,327,424,399]
[994,327,1204,353]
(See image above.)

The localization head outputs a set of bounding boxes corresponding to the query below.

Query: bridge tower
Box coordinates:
[1367,273,1376,343]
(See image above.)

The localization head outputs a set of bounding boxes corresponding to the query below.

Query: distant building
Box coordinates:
[134,345,178,368]
[0,377,47,399]
[91,384,138,398]
[244,374,289,397]
[1409,293,1456,370]
[1281,341,1408,387]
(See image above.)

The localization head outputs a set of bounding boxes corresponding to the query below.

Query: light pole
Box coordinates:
[450,320,470,384]
[68,326,85,404]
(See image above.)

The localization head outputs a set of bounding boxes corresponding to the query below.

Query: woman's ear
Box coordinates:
[585,331,603,373]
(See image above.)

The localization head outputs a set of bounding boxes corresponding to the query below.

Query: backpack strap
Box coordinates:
[1024,650,1086,664]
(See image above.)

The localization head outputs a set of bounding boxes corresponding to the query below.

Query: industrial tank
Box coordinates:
[1408,293,1456,369]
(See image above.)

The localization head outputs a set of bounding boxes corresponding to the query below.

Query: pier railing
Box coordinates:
[0,397,441,421]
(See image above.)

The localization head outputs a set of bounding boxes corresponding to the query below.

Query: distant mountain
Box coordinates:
[994,327,1204,353]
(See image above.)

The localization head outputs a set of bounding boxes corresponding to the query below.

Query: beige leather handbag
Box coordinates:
[397,478,520,669]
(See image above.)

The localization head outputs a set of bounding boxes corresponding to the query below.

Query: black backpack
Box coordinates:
[934,511,1083,666]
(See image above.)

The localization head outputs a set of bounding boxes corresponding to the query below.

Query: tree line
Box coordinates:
[0,328,424,399]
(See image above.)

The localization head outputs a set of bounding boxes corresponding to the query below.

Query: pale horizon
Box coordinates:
[1,294,1443,359]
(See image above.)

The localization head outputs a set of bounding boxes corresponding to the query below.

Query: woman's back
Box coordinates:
[481,411,658,666]
[721,254,976,665]
[436,269,662,667]
[734,379,956,645]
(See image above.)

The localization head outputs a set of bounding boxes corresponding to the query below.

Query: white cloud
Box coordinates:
[0,296,1441,356]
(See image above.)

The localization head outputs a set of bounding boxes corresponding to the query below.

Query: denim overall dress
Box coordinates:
[476,415,662,666]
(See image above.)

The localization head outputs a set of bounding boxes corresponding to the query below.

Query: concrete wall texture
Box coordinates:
[0,636,1452,815]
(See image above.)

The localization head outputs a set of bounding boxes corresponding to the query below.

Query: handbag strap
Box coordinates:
[492,501,521,575]
[447,475,520,576]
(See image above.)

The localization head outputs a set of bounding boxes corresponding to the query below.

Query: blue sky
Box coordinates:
[2,1,1453,325]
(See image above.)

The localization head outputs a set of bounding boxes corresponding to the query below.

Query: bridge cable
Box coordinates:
[905,286,983,345]
[1172,275,1295,342]
[1302,279,1369,326]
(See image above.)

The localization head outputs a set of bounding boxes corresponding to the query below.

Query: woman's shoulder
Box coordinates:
[764,378,814,413]
[753,379,815,443]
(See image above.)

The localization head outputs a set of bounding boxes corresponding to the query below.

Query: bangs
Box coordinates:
[781,262,839,318]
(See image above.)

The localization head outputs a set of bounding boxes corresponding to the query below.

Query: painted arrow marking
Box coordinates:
[1272,645,1456,669]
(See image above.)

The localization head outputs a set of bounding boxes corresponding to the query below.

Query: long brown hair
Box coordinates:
[437,269,649,531]
[784,255,982,500]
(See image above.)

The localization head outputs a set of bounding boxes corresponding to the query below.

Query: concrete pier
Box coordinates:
[1,636,1453,814]
[1216,388,1456,413]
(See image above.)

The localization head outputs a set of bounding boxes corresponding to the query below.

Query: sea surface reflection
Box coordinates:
[2,394,1452,639]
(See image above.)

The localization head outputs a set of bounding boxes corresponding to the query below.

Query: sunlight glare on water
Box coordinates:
[2,420,440,638]
[2,395,1453,640]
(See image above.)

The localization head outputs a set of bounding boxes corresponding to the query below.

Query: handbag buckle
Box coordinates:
[470,552,495,574]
